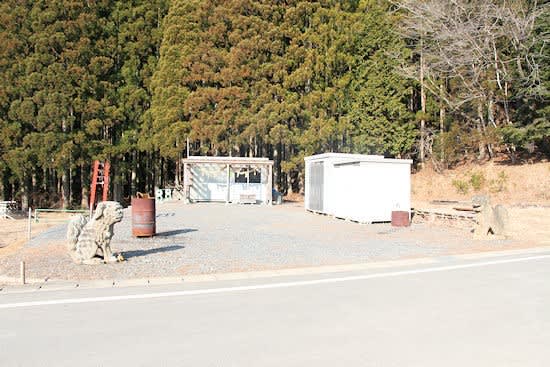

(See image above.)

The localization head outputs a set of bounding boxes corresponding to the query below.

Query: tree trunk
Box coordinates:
[439,83,445,132]
[287,172,293,195]
[61,115,70,209]
[21,174,32,211]
[81,163,89,209]
[62,169,70,209]
[145,151,152,194]
[111,157,121,202]
[419,35,426,166]
[273,144,280,191]
[477,102,487,160]
[487,99,495,158]
[1,170,10,201]
[81,186,89,209]
[131,151,137,196]
[504,81,511,125]
[113,180,122,202]
[72,165,81,208]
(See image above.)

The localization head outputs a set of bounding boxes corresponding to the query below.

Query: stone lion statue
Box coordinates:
[67,201,124,264]
[472,195,509,240]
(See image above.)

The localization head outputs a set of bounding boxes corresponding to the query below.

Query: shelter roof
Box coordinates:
[182,156,273,165]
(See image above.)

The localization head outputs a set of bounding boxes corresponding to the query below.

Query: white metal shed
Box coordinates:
[304,153,412,223]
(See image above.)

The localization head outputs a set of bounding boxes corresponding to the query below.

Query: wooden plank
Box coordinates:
[452,206,477,212]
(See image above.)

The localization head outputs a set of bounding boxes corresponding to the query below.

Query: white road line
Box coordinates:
[1,254,549,310]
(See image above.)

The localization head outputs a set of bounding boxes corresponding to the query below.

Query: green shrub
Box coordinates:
[452,179,470,194]
[469,172,485,191]
[432,124,482,170]
[489,171,508,193]
[432,126,464,170]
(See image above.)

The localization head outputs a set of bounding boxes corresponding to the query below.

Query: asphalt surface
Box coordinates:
[1,252,549,366]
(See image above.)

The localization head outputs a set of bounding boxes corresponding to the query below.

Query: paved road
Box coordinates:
[1,253,549,367]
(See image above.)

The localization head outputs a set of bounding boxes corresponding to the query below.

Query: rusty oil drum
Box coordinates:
[391,211,410,227]
[131,196,156,237]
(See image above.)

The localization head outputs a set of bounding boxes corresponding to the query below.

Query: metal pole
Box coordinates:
[267,164,273,206]
[186,138,190,158]
[226,164,230,204]
[27,208,32,240]
[20,261,25,285]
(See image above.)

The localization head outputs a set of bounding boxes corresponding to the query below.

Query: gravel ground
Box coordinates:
[0,202,530,282]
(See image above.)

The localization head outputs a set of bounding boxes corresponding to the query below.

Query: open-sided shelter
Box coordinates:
[182,156,273,205]
[304,153,412,223]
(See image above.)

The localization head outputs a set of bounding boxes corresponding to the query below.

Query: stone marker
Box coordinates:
[472,195,509,240]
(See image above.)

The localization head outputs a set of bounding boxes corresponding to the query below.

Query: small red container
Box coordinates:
[131,196,156,237]
[391,211,410,227]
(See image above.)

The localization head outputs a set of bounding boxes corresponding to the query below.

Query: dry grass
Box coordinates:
[284,192,305,202]
[0,212,78,257]
[412,160,550,206]
[412,160,550,245]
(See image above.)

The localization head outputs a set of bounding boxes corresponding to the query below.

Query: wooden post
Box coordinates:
[226,164,230,204]
[20,261,25,285]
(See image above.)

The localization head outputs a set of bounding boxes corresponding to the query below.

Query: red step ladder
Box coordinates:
[90,160,110,211]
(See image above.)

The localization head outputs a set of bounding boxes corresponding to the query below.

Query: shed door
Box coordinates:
[309,161,324,211]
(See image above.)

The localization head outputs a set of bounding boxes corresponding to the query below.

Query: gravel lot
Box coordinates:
[0,202,529,282]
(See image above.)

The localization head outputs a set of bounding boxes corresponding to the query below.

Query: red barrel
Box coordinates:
[391,211,410,227]
[132,196,156,237]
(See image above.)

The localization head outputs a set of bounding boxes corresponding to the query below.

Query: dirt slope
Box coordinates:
[412,161,550,206]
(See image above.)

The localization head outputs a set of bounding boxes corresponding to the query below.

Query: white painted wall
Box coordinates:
[229,167,268,203]
[305,153,412,223]
[190,164,227,202]
[190,164,268,203]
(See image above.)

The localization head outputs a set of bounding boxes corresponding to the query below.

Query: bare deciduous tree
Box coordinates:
[394,0,547,160]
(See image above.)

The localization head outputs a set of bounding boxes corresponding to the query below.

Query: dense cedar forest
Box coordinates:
[0,0,548,209]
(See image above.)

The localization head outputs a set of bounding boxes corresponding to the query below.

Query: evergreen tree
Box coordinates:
[150,0,415,192]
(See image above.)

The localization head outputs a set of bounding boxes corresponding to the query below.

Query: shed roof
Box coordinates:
[182,156,273,165]
[304,153,412,165]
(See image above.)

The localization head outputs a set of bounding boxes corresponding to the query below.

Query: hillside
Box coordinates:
[412,161,550,206]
